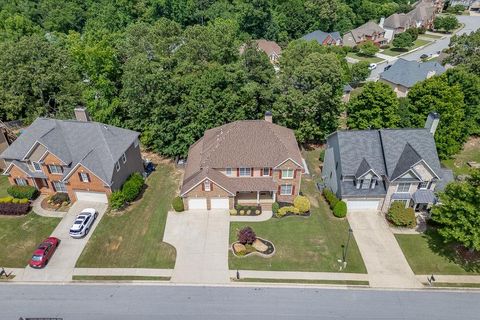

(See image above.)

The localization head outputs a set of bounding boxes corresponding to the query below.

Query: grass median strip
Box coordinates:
[73,275,170,281]
[423,282,480,289]
[233,278,369,286]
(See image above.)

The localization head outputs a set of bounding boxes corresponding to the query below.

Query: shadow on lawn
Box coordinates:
[424,227,480,273]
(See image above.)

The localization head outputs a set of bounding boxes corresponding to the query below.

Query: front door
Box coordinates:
[415,203,428,212]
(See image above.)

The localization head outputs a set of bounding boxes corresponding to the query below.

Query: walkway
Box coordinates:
[348,211,422,289]
[230,210,272,222]
[15,201,108,282]
[230,270,368,282]
[32,195,68,218]
[163,210,230,284]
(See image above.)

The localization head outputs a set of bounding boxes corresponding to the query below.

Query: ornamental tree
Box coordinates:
[392,32,414,50]
[430,170,480,251]
[237,226,257,245]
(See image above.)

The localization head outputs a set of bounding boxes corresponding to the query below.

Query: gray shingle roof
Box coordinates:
[412,189,436,203]
[390,143,422,180]
[1,118,139,185]
[302,30,342,44]
[380,59,446,88]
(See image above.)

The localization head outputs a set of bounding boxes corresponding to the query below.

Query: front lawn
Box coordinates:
[0,213,60,267]
[76,163,178,268]
[395,230,480,275]
[382,39,431,56]
[346,52,383,64]
[0,175,10,197]
[442,137,480,176]
[229,178,366,273]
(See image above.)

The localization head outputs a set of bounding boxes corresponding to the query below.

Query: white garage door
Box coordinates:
[188,198,207,210]
[347,200,380,211]
[211,198,229,209]
[75,191,108,203]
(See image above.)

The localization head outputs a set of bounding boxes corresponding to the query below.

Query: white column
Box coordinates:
[273,192,276,202]
[257,191,260,204]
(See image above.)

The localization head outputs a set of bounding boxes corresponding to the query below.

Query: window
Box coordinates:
[116,161,120,172]
[239,167,251,177]
[122,153,127,163]
[79,172,90,183]
[280,184,293,195]
[281,169,294,179]
[32,162,42,172]
[52,181,67,193]
[397,183,410,193]
[361,179,370,189]
[14,178,28,186]
[370,180,376,189]
[263,167,270,176]
[204,180,211,192]
[419,181,429,189]
[48,165,63,174]
[226,168,232,176]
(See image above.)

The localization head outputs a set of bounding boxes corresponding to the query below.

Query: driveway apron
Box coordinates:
[19,201,108,282]
[348,211,422,288]
[163,210,230,284]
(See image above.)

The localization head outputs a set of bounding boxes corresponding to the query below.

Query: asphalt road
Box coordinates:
[2,284,480,320]
[369,15,480,80]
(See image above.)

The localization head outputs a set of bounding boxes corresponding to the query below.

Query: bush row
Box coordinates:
[387,202,416,228]
[0,202,30,215]
[7,185,38,200]
[323,189,347,218]
[109,173,144,210]
[273,195,311,218]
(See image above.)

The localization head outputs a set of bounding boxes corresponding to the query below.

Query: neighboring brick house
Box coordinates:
[180,112,304,210]
[301,30,343,46]
[323,113,453,213]
[379,59,446,97]
[342,21,387,47]
[0,108,144,203]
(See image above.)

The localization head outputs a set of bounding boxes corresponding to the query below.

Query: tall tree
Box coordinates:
[392,31,414,50]
[446,29,480,74]
[347,82,400,129]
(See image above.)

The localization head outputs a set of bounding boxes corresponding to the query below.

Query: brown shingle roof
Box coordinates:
[255,39,282,57]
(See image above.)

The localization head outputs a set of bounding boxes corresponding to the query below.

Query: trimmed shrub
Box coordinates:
[51,193,69,205]
[172,196,184,212]
[333,201,347,218]
[109,191,126,210]
[293,195,310,213]
[278,206,300,216]
[229,209,237,215]
[17,198,29,204]
[237,226,256,245]
[323,189,339,209]
[387,202,416,228]
[0,203,30,215]
[7,185,38,200]
[272,202,280,214]
[12,198,19,204]
[0,196,13,203]
[122,172,144,202]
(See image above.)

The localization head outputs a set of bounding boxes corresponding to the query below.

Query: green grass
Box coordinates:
[395,230,480,275]
[441,138,480,176]
[0,175,10,197]
[346,52,383,64]
[427,283,480,288]
[0,212,60,267]
[302,146,323,179]
[76,163,178,268]
[229,178,366,273]
[420,33,443,39]
[382,39,431,56]
[233,278,369,286]
[73,275,170,281]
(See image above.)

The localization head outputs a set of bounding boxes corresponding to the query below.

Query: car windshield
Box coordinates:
[31,255,43,261]
[74,220,83,225]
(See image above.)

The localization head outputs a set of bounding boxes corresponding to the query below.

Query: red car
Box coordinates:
[29,237,60,268]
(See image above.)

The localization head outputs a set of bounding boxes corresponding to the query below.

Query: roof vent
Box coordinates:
[74,106,90,122]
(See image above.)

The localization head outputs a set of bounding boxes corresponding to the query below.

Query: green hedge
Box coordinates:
[333,201,347,218]
[7,185,38,200]
[109,191,125,210]
[172,196,184,212]
[387,202,416,228]
[272,202,279,214]
[109,173,144,210]
[323,188,339,209]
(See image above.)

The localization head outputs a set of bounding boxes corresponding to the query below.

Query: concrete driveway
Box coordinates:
[348,211,422,288]
[163,210,230,284]
[19,201,108,282]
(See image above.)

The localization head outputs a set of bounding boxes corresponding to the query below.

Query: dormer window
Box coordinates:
[204,180,211,192]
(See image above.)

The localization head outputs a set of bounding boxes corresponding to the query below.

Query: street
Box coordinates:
[1,284,479,319]
[368,15,480,80]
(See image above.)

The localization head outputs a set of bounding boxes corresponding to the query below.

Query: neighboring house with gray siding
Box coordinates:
[323,112,453,213]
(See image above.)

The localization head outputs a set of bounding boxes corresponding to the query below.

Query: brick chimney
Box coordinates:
[424,112,440,135]
[74,106,90,122]
[265,111,272,123]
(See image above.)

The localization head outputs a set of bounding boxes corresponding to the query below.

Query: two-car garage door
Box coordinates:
[346,200,380,212]
[74,191,108,203]
[187,197,230,210]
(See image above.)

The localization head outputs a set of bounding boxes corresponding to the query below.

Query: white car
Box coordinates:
[69,208,98,238]
[368,63,377,70]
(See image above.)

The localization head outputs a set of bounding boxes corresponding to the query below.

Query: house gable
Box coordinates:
[274,158,303,170]
[182,178,233,198]
[25,142,47,163]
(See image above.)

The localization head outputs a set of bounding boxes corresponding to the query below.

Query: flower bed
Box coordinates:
[41,196,70,212]
[273,200,311,218]
[0,202,30,215]
[230,205,262,216]
[231,237,275,258]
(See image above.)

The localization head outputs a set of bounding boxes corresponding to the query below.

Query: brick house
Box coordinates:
[0,108,144,203]
[180,112,304,210]
[342,21,387,47]
[301,30,343,46]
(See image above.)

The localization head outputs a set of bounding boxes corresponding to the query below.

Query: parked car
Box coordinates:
[368,63,377,70]
[420,54,429,60]
[29,237,60,268]
[384,64,392,71]
[69,208,98,238]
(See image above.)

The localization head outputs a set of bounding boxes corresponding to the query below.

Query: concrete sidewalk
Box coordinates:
[32,195,68,218]
[230,270,369,282]
[417,275,480,284]
[73,268,173,277]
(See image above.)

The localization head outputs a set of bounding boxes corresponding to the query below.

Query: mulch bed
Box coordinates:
[40,197,70,212]
[231,237,275,258]
[233,205,262,216]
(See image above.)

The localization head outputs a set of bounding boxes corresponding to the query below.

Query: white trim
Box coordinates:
[180,177,234,197]
[62,162,111,187]
[280,184,293,195]
[47,164,63,175]
[391,168,422,182]
[396,182,411,193]
[411,159,440,180]
[274,158,303,170]
[204,180,211,192]
[281,169,294,179]
[225,168,232,176]
[4,162,30,176]
[239,167,251,177]
[32,161,42,172]
[22,141,67,165]
[357,168,381,179]
[79,172,90,183]
[52,181,68,193]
